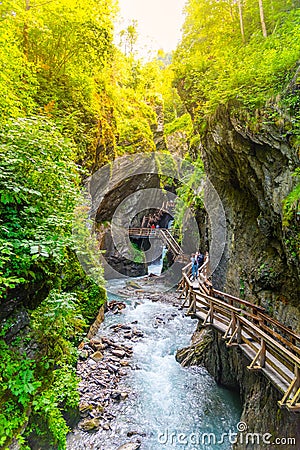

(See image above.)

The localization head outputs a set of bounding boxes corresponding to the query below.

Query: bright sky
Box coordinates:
[116,0,187,58]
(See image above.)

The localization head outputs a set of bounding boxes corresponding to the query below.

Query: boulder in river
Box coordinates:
[78,418,101,431]
[125,280,143,290]
[111,349,126,358]
[91,351,104,362]
[117,443,141,450]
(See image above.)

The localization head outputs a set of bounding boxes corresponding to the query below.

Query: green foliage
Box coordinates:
[164,113,193,136]
[0,283,103,449]
[174,0,300,128]
[155,151,178,187]
[0,118,80,300]
[129,242,145,264]
[30,290,85,364]
[0,116,106,448]
[72,206,106,287]
[283,168,300,260]
[0,0,117,168]
[77,282,106,323]
[30,363,79,450]
[173,156,205,237]
[0,340,40,447]
[283,168,300,226]
[106,51,158,155]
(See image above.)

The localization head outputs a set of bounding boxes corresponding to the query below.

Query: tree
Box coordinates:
[119,20,138,56]
[258,0,267,37]
[238,0,245,43]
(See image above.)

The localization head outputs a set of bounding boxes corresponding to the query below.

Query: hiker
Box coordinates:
[190,253,198,280]
[197,251,204,270]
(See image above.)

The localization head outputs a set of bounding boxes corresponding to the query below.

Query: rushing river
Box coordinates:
[67,288,241,448]
[67,257,241,450]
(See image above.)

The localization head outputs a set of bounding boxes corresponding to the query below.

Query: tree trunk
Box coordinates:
[237,0,245,43]
[258,0,267,37]
[24,0,31,59]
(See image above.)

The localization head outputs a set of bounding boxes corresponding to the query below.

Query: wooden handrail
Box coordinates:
[258,312,300,343]
[212,289,266,314]
[238,315,300,368]
[179,257,300,411]
[129,227,186,260]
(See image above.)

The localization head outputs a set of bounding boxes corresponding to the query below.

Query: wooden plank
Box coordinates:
[242,345,290,393]
[266,356,293,384]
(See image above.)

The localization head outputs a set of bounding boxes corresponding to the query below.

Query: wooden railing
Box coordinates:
[178,259,300,412]
[128,228,185,260]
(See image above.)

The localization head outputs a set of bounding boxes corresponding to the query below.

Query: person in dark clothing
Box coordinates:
[197,252,204,269]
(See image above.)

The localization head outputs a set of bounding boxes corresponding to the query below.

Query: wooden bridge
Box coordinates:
[178,259,300,412]
[128,227,185,260]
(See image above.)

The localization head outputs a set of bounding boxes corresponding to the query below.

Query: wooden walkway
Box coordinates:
[178,260,300,412]
[128,227,186,261]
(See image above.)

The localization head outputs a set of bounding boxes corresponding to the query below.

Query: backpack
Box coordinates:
[197,253,204,267]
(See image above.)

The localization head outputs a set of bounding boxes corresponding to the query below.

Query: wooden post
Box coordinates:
[236,318,242,344]
[209,300,214,324]
[294,365,300,392]
[279,365,300,409]
[192,292,197,314]
[260,338,266,367]
[223,311,236,340]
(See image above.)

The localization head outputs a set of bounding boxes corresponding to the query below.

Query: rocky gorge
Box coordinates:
[67,276,242,450]
[176,325,300,449]
[196,100,300,329]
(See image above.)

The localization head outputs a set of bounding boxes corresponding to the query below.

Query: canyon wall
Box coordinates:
[199,103,299,330]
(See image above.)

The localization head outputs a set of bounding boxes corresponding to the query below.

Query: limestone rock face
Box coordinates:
[151,102,167,151]
[166,130,189,156]
[199,104,300,328]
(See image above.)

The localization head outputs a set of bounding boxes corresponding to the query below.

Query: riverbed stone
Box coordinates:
[111,349,126,358]
[125,280,143,290]
[120,360,129,366]
[91,351,104,362]
[79,402,93,417]
[78,418,101,431]
[87,358,97,368]
[127,431,146,437]
[132,327,143,337]
[78,350,89,360]
[117,443,141,450]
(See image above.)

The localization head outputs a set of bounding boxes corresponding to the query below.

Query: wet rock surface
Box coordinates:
[76,324,135,433]
[176,325,300,449]
[199,104,300,327]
